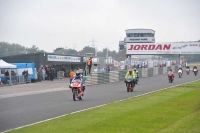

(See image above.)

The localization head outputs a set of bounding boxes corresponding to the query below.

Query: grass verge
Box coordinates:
[188,62,200,68]
[9,80,200,133]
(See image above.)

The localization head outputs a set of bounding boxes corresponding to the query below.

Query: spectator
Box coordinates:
[106,65,110,72]
[0,80,3,86]
[4,70,9,83]
[46,68,50,80]
[50,68,54,81]
[25,70,29,81]
[69,69,75,84]
[42,67,46,80]
[62,66,66,72]
[87,57,92,75]
[109,65,112,71]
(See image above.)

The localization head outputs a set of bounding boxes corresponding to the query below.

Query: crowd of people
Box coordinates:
[38,65,58,81]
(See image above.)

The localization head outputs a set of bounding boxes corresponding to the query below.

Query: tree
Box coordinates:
[26,45,39,53]
[0,42,45,58]
[80,46,95,55]
[53,47,78,55]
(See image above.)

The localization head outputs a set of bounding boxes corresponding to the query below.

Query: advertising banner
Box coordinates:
[47,55,81,62]
[114,60,119,67]
[126,42,200,54]
[125,37,155,43]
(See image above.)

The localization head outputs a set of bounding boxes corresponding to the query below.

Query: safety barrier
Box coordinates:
[158,67,163,75]
[153,67,158,76]
[163,67,167,74]
[142,68,148,78]
[85,66,179,86]
[109,71,119,83]
[148,68,154,77]
[85,73,98,86]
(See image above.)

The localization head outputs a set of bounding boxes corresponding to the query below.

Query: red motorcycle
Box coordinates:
[70,79,84,101]
[168,73,174,83]
[193,68,198,76]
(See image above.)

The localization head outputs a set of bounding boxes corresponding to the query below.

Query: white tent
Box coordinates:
[0,59,16,68]
[0,59,17,85]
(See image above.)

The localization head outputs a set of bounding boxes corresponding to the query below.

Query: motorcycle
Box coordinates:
[135,75,139,84]
[168,73,174,83]
[70,79,84,101]
[186,68,190,75]
[178,69,182,78]
[193,68,198,76]
[125,76,134,92]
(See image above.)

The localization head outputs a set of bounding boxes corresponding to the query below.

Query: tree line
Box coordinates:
[0,42,118,58]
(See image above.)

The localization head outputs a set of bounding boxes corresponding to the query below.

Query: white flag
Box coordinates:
[95,47,98,57]
[106,48,108,58]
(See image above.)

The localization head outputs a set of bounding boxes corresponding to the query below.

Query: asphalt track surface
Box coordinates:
[0,73,199,132]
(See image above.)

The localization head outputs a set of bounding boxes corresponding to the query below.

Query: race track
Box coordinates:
[0,73,199,132]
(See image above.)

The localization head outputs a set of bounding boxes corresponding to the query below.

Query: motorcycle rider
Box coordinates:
[178,67,183,75]
[168,69,174,79]
[124,68,136,90]
[71,70,85,92]
[133,68,139,81]
[133,68,139,77]
[193,66,198,73]
[186,66,190,73]
[193,66,198,71]
[186,66,190,70]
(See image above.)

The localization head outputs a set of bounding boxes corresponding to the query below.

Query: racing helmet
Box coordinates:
[129,68,132,74]
[76,71,80,76]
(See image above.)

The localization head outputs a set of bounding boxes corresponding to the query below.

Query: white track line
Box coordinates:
[2,79,199,133]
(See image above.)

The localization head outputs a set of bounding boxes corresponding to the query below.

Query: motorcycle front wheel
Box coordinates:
[127,83,130,92]
[73,90,77,101]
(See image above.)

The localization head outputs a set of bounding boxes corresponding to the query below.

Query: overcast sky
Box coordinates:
[0,0,199,52]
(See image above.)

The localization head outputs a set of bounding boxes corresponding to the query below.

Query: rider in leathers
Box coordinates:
[71,71,85,92]
[124,68,136,90]
[133,68,139,79]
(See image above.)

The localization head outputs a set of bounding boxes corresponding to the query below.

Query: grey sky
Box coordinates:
[0,0,199,52]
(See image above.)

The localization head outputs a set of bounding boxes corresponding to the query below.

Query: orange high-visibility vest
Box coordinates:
[87,59,91,66]
[69,71,75,79]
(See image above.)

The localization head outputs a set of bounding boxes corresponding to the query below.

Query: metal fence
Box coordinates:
[91,57,126,73]
[0,75,32,86]
[57,71,64,79]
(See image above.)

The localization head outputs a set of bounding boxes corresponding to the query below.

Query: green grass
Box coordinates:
[188,62,200,68]
[9,81,200,133]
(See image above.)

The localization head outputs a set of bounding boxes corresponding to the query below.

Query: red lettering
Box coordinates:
[163,44,171,50]
[134,45,141,50]
[155,45,162,50]
[128,44,171,51]
[148,45,155,50]
[128,45,134,50]
[141,45,148,50]
[190,44,198,46]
